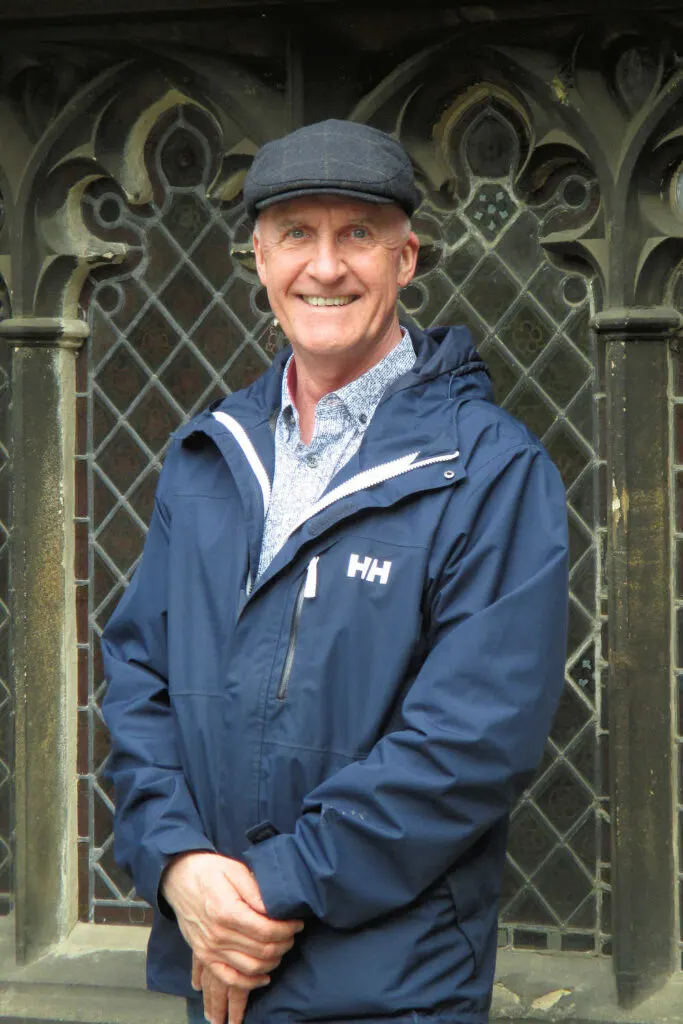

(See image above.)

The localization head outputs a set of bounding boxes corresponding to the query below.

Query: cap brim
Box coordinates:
[254,186,396,213]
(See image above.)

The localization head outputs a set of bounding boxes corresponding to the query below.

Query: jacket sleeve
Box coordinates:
[244,442,569,928]
[101,459,215,911]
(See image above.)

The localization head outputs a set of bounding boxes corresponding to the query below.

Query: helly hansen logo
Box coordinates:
[347,553,392,585]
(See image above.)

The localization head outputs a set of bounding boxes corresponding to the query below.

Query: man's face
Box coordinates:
[253,196,419,368]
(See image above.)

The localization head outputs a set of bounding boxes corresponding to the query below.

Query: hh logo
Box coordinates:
[347,553,392,586]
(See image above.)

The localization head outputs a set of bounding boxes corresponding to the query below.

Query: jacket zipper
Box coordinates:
[289,449,460,535]
[212,409,459,536]
[276,557,318,701]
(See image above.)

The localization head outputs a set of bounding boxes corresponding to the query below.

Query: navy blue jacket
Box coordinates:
[102,324,569,1024]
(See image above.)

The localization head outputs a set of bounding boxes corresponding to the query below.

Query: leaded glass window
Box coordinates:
[77,101,608,949]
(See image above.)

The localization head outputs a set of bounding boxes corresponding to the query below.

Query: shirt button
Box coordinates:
[306,454,318,468]
[359,413,368,424]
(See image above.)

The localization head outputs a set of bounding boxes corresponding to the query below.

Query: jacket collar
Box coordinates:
[174,322,491,443]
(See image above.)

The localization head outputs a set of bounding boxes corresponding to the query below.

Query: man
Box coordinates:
[102,119,569,1024]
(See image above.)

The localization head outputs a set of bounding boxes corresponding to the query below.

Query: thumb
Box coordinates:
[226,865,266,915]
[228,987,249,1024]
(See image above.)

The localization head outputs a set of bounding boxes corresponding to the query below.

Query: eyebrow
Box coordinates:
[272,215,377,229]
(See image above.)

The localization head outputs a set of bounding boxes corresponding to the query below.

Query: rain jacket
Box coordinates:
[102,323,569,1024]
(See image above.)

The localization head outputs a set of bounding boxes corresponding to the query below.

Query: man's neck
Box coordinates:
[289,320,403,444]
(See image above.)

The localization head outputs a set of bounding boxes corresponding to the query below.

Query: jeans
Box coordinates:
[186,996,209,1024]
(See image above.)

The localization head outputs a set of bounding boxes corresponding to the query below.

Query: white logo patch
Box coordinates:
[347,553,392,585]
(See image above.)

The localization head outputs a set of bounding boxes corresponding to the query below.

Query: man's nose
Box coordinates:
[308,236,345,282]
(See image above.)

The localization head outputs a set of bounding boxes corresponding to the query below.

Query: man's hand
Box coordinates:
[162,851,303,989]
[193,956,248,1024]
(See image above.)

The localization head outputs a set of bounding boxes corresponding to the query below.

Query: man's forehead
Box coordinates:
[259,195,401,226]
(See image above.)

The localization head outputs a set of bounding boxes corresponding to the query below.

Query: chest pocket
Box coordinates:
[266,534,428,758]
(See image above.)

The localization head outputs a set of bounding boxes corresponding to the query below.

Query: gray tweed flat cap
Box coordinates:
[243,119,421,220]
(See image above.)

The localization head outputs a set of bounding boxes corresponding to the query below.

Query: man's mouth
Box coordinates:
[299,296,358,307]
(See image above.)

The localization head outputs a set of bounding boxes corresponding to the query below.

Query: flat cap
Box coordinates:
[243,119,421,220]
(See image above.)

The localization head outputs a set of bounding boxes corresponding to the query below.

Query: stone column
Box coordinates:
[592,307,679,1007]
[0,317,88,963]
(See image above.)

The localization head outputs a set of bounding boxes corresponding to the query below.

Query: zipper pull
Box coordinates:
[304,556,319,599]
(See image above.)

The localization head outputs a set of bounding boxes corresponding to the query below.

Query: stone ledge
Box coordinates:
[0,983,183,1024]
[1,920,683,1023]
[492,949,683,1023]
[0,920,148,988]
[0,921,182,1024]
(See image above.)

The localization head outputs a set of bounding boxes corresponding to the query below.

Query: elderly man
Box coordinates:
[102,119,569,1024]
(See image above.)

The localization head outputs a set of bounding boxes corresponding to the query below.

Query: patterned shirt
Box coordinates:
[257,328,415,577]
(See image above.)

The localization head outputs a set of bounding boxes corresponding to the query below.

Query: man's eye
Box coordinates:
[350,227,369,239]
[287,228,306,239]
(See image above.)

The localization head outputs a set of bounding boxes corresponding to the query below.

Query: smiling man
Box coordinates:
[102,120,569,1024]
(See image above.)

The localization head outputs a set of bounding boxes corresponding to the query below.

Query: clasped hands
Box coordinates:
[162,851,303,1024]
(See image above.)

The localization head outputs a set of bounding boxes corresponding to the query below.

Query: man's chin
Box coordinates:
[288,332,367,359]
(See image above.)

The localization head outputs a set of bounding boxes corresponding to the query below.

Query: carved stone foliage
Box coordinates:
[350,29,683,310]
[7,51,285,321]
[10,28,683,325]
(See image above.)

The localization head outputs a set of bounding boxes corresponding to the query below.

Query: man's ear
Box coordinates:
[397,231,420,288]
[253,230,268,286]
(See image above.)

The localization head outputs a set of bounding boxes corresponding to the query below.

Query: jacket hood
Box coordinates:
[396,322,493,403]
[246,321,493,411]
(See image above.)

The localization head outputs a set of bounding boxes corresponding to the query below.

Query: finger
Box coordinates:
[194,938,289,977]
[226,868,266,915]
[202,929,295,961]
[218,948,282,977]
[228,902,304,944]
[228,987,249,1024]
[197,899,297,946]
[204,979,229,1024]
[206,961,271,991]
[192,953,203,991]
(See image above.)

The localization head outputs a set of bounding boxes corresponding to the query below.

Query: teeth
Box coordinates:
[302,296,355,306]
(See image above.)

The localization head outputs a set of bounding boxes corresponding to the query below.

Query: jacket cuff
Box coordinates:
[243,834,314,921]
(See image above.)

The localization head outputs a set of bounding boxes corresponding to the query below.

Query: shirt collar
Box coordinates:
[280,327,415,428]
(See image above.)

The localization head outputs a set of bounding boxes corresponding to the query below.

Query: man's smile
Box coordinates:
[299,295,359,306]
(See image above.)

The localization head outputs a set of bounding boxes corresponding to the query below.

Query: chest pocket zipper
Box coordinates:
[276,556,319,701]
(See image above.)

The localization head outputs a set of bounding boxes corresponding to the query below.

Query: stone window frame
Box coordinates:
[0,8,682,1022]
